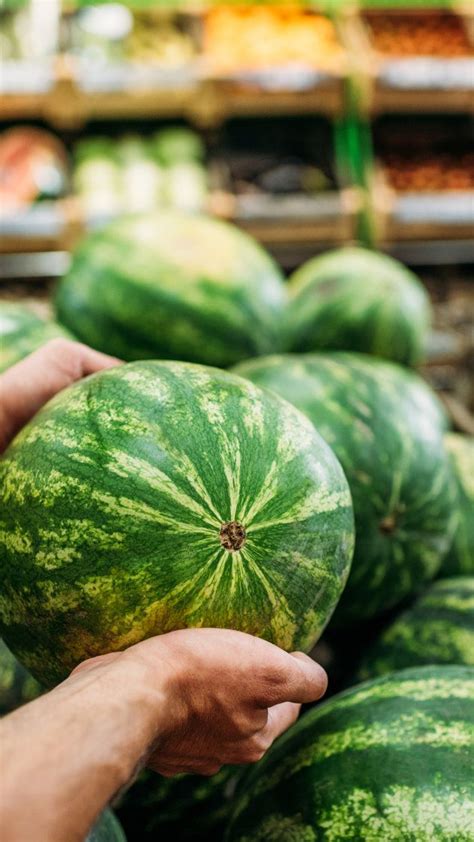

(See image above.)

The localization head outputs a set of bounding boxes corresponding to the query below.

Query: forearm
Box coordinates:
[0,657,167,842]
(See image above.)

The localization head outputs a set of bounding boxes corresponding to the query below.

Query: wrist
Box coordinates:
[0,654,170,842]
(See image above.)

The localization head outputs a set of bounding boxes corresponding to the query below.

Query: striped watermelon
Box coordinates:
[0,639,42,716]
[0,301,72,373]
[442,434,474,576]
[0,361,354,686]
[54,212,286,367]
[226,665,474,842]
[287,247,431,366]
[234,352,455,624]
[118,767,241,842]
[356,577,474,682]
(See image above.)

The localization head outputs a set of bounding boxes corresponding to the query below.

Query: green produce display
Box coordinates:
[0,360,354,686]
[226,665,474,842]
[74,128,207,218]
[356,577,474,681]
[235,352,454,624]
[119,767,241,842]
[442,434,474,576]
[287,247,431,366]
[86,810,126,842]
[0,639,42,716]
[0,302,72,373]
[55,212,286,367]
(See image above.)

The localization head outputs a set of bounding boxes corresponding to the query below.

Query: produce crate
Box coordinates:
[353,7,474,114]
[206,115,359,247]
[0,5,348,128]
[371,115,474,242]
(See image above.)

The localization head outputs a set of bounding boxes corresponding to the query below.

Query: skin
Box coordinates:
[0,340,327,842]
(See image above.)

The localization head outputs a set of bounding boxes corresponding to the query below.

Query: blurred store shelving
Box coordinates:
[0,1,473,262]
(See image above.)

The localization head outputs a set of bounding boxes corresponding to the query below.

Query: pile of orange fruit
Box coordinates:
[204,6,344,74]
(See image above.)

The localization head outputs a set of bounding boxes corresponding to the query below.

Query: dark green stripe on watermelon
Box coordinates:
[441,434,474,577]
[287,247,431,366]
[118,767,241,842]
[355,577,474,681]
[54,212,286,367]
[234,351,455,625]
[226,665,474,842]
[0,361,354,686]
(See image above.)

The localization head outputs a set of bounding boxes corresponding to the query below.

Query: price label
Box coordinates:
[77,59,197,92]
[394,192,474,225]
[0,204,65,238]
[223,65,331,92]
[235,192,342,221]
[0,60,54,94]
[379,57,474,90]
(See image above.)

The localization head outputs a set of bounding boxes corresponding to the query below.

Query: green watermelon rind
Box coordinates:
[355,577,474,681]
[286,246,431,366]
[54,211,287,367]
[441,434,474,577]
[0,360,354,686]
[0,302,73,373]
[226,664,474,842]
[86,809,126,842]
[234,351,455,624]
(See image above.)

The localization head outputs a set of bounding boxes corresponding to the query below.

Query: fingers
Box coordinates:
[67,342,121,378]
[264,701,301,741]
[38,339,120,381]
[253,650,327,708]
[224,702,300,765]
[0,339,121,451]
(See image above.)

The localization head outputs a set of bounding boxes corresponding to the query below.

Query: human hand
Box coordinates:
[0,338,120,451]
[1,629,326,841]
[74,627,328,777]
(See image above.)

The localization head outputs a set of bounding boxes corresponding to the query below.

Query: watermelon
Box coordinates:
[226,665,474,842]
[441,434,474,576]
[287,247,431,366]
[118,767,241,842]
[0,301,72,373]
[234,352,455,624]
[0,639,42,716]
[0,360,354,686]
[356,577,474,682]
[54,212,286,367]
[87,810,126,842]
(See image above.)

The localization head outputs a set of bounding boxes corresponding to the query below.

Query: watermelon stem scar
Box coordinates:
[220,521,247,552]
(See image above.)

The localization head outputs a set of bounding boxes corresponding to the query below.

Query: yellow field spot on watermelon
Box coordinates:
[256,713,473,797]
[0,527,32,554]
[344,677,474,709]
[319,786,474,841]
[239,392,266,438]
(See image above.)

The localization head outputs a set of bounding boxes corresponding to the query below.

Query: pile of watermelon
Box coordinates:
[0,211,472,841]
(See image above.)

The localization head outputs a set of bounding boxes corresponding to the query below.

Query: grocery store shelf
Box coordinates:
[372,87,474,115]
[387,239,474,265]
[1,236,473,286]
[0,251,71,281]
[0,76,345,129]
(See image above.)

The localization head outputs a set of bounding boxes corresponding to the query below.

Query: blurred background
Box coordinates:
[0,0,473,420]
